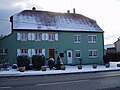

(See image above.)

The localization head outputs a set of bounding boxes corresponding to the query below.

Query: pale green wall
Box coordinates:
[0,30,104,65]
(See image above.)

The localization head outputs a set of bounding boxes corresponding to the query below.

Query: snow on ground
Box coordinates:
[0,62,120,77]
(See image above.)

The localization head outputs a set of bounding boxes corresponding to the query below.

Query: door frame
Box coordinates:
[48,48,56,60]
[67,50,73,64]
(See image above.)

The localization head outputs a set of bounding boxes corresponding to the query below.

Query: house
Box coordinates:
[0,8,104,65]
[114,37,120,53]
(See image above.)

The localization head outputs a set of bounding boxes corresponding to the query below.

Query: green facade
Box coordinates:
[0,30,104,65]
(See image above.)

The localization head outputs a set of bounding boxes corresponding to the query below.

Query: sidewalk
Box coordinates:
[1,62,120,77]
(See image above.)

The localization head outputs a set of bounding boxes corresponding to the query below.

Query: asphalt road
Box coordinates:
[1,71,120,90]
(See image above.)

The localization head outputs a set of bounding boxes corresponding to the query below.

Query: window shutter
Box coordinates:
[45,33,49,40]
[55,33,58,41]
[28,49,32,57]
[17,49,21,56]
[31,33,35,40]
[28,33,32,40]
[32,49,35,56]
[42,33,45,40]
[17,33,21,40]
[42,49,45,56]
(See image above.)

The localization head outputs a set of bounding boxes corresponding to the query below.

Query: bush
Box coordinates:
[17,55,30,68]
[55,56,63,70]
[32,55,45,70]
[48,58,55,70]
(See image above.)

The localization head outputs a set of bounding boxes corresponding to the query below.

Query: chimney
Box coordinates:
[32,7,36,10]
[73,8,76,14]
[67,10,70,13]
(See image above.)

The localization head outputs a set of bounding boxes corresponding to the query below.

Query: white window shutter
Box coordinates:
[45,33,49,40]
[28,49,32,57]
[17,33,21,40]
[55,33,58,41]
[28,33,32,40]
[42,49,45,56]
[32,33,35,40]
[32,49,35,56]
[42,33,45,40]
[17,49,21,56]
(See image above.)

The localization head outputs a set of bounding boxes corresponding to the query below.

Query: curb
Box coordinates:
[0,69,120,78]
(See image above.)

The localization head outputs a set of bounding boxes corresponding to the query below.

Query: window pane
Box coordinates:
[76,51,80,58]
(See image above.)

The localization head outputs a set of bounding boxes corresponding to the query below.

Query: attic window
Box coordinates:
[32,7,36,10]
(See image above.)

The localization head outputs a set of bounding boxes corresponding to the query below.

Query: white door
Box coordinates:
[67,50,73,64]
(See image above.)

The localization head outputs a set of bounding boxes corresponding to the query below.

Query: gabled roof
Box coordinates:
[11,10,103,32]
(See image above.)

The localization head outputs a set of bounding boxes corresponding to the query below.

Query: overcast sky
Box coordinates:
[0,0,120,45]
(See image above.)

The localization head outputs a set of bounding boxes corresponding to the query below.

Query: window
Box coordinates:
[88,50,98,58]
[74,34,81,43]
[88,35,97,43]
[0,48,8,54]
[21,33,28,41]
[35,49,42,55]
[75,50,81,58]
[49,33,55,41]
[35,33,42,41]
[59,53,64,57]
[21,49,28,55]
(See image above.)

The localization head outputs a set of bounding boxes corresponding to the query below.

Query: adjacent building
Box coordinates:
[0,8,104,65]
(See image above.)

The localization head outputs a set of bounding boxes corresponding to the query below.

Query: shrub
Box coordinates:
[32,55,45,70]
[48,58,55,70]
[55,56,63,70]
[17,55,30,68]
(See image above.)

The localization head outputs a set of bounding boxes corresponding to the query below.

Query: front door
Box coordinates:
[49,49,55,60]
[67,50,72,64]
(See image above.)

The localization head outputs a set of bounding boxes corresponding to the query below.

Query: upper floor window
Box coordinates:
[21,33,28,41]
[49,33,55,41]
[74,34,81,43]
[88,35,97,43]
[35,33,42,41]
[88,50,98,58]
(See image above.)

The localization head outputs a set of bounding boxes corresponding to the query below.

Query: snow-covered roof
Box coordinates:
[11,10,103,32]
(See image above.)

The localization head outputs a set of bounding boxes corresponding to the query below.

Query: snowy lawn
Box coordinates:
[0,62,120,77]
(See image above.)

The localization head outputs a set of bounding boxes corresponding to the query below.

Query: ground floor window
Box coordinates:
[0,48,8,54]
[75,50,81,58]
[88,50,98,58]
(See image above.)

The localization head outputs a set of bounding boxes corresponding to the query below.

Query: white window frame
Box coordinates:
[49,33,55,41]
[88,50,98,58]
[74,34,81,43]
[0,48,7,54]
[20,33,28,41]
[75,50,81,58]
[35,33,42,41]
[21,48,28,55]
[88,35,97,43]
[35,49,42,55]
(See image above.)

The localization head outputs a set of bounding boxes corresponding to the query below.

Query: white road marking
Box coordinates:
[0,86,11,89]
[36,79,90,86]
